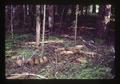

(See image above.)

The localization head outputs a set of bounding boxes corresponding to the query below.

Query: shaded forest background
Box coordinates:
[5,4,115,38]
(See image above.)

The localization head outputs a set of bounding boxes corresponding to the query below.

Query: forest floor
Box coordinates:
[5,32,115,79]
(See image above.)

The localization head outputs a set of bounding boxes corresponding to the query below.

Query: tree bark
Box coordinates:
[23,5,26,29]
[92,4,96,13]
[97,4,112,38]
[85,5,88,15]
[81,5,83,15]
[10,5,14,43]
[60,7,65,29]
[74,5,79,45]
[36,5,41,48]
[41,5,46,56]
[48,5,54,34]
[26,5,29,15]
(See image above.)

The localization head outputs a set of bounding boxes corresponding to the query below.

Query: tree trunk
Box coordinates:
[81,6,83,15]
[74,5,79,45]
[41,5,46,56]
[23,5,26,29]
[10,5,14,43]
[104,5,111,26]
[97,4,111,38]
[55,5,58,15]
[48,5,54,35]
[60,7,65,29]
[26,5,29,15]
[36,5,41,48]
[85,6,88,15]
[92,4,96,13]
[89,5,93,14]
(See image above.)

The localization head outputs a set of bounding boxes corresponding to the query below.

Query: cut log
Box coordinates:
[79,51,97,57]
[16,59,23,66]
[34,58,40,65]
[11,56,17,59]
[42,56,48,62]
[26,58,34,66]
[76,57,87,64]
[75,45,84,49]
[39,57,44,64]
[66,51,74,55]
[60,50,74,55]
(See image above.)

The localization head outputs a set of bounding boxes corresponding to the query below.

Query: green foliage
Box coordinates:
[38,57,113,79]
[5,33,114,79]
[16,48,33,58]
[48,35,63,40]
[74,66,112,79]
[5,36,14,50]
[5,50,17,57]
[5,33,34,49]
[5,41,13,50]
[14,33,34,41]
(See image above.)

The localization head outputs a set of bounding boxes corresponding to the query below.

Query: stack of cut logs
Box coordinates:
[54,45,97,58]
[54,45,84,56]
[16,56,48,66]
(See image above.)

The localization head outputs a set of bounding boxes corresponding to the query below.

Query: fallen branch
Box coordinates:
[79,37,96,49]
[25,40,64,45]
[7,73,48,79]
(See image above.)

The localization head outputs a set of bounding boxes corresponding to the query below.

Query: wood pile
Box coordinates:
[54,45,97,58]
[15,56,49,66]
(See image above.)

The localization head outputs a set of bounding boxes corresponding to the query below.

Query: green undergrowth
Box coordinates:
[5,33,114,79]
[47,35,63,41]
[38,58,113,79]
[5,33,36,58]
[74,66,113,79]
[16,48,33,58]
[14,33,34,41]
